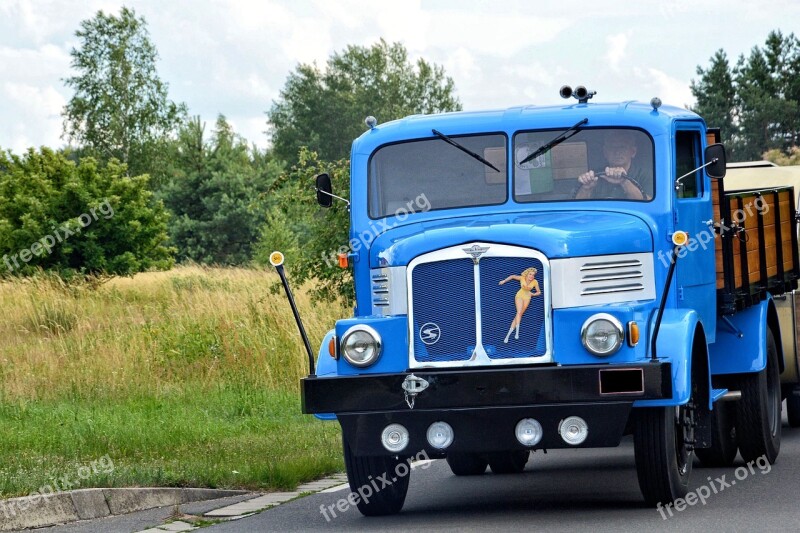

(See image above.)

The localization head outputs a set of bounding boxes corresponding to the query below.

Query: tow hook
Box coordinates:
[402,374,429,409]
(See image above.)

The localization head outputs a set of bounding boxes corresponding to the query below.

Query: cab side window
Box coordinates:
[675,131,701,198]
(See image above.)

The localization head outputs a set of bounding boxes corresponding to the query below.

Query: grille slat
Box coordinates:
[581,271,643,282]
[580,260,642,271]
[582,284,644,295]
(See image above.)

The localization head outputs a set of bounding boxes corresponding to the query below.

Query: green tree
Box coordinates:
[0,148,173,278]
[692,31,800,161]
[62,6,186,179]
[690,50,736,147]
[255,148,352,303]
[268,39,462,165]
[160,116,281,265]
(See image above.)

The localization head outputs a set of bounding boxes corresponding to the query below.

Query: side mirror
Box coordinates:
[315,173,333,208]
[704,143,726,179]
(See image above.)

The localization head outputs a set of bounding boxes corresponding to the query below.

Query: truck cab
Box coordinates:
[297,91,799,515]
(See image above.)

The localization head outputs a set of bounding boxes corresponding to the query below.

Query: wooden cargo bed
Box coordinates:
[713,178,800,314]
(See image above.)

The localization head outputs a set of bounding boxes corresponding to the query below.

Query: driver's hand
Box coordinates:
[578,170,598,188]
[602,167,628,184]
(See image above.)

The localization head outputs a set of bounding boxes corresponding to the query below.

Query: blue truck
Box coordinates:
[275,86,800,515]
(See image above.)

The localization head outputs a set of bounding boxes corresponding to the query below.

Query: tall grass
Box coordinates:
[0,266,346,400]
[0,266,350,497]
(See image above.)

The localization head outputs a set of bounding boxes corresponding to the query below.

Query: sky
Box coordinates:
[1,0,799,154]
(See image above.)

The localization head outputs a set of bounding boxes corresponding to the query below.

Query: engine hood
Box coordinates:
[370,211,654,268]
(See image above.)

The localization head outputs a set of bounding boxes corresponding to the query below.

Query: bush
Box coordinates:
[0,147,173,278]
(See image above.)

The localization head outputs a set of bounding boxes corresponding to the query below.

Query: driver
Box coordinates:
[574,130,651,200]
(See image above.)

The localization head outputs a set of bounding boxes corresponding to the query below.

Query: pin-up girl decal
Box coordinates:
[499,267,541,343]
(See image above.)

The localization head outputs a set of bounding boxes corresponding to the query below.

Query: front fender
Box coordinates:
[709,298,770,375]
[634,309,710,408]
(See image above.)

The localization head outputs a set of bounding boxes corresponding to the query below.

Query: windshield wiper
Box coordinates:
[519,118,588,165]
[432,129,501,172]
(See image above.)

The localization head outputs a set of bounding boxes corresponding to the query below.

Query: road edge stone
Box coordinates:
[0,488,248,531]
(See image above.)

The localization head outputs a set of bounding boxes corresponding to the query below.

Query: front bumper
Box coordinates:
[301,362,672,413]
[302,362,672,456]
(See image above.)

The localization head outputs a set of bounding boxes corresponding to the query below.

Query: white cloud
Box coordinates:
[605,33,629,72]
[1,82,66,152]
[442,48,481,85]
[646,68,695,109]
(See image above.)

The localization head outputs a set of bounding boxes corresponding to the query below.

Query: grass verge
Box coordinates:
[0,266,348,498]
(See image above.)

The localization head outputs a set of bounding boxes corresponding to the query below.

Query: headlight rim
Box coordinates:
[580,313,624,357]
[340,324,383,368]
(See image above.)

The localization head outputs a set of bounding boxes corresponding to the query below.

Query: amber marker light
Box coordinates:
[337,253,349,268]
[328,336,338,359]
[671,231,689,247]
[627,321,640,347]
[269,251,285,267]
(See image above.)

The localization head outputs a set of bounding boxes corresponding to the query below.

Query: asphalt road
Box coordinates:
[207,410,800,533]
[34,410,799,533]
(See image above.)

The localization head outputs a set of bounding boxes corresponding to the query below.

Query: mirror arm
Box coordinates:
[315,187,351,208]
[675,158,719,192]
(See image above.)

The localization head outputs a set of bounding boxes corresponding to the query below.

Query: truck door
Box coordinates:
[674,125,716,337]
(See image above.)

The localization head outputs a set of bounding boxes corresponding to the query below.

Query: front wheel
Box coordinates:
[633,404,693,506]
[735,329,781,463]
[342,439,409,516]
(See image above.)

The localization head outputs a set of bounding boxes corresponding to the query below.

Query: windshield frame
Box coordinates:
[367,131,509,220]
[512,126,656,204]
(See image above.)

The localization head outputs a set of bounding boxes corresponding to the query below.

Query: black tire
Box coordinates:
[487,450,530,474]
[446,452,488,476]
[696,401,738,467]
[633,405,693,506]
[735,329,781,463]
[342,438,409,516]
[788,390,800,428]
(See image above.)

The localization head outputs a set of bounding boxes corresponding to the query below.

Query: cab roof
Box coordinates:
[352,101,701,155]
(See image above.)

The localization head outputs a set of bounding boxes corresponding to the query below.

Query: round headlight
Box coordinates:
[341,325,382,367]
[580,313,624,356]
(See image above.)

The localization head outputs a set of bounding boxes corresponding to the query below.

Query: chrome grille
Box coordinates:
[408,242,552,368]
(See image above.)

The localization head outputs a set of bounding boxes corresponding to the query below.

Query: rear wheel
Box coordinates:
[487,450,530,474]
[696,401,738,467]
[787,387,800,428]
[342,439,409,516]
[735,329,781,463]
[446,452,488,476]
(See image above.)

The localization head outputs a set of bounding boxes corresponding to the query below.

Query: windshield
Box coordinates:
[368,133,507,219]
[513,128,654,202]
